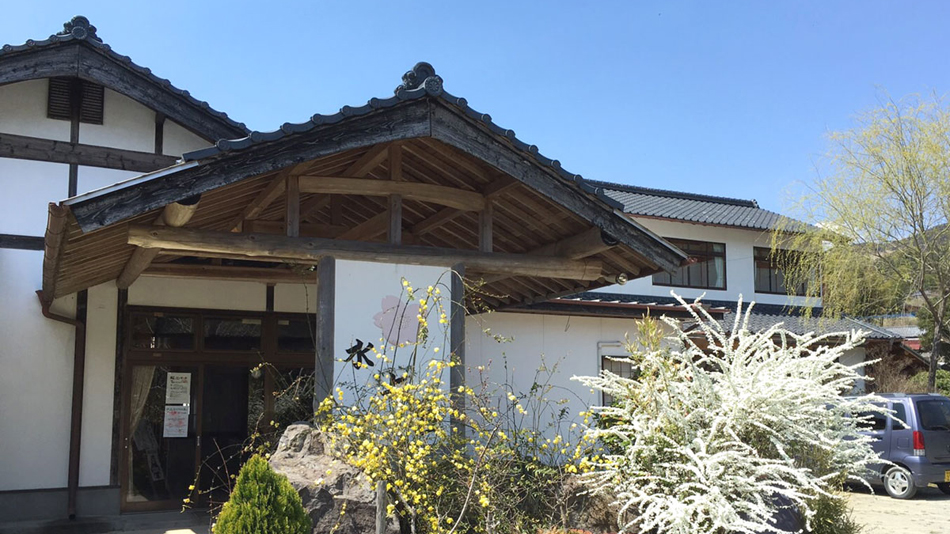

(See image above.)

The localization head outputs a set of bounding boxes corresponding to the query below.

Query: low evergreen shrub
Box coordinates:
[213,454,311,534]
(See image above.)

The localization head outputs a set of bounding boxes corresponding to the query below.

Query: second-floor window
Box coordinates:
[753,247,808,296]
[652,238,726,290]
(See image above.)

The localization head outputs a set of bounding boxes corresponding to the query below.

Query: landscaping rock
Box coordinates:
[270,424,398,534]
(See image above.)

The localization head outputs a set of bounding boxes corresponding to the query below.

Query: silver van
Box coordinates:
[855,393,950,499]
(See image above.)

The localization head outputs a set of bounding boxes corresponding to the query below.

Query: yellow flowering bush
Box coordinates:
[316,275,599,534]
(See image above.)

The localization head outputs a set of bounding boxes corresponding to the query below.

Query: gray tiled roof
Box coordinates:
[557,292,901,340]
[584,180,793,231]
[177,62,622,215]
[0,16,248,137]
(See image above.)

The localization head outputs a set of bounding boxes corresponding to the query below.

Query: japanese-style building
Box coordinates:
[0,17,695,522]
[0,17,922,526]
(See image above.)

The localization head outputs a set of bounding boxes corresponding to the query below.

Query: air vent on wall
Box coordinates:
[47,77,104,125]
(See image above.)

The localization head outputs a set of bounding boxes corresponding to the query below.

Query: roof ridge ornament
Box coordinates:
[59,16,100,42]
[395,62,443,96]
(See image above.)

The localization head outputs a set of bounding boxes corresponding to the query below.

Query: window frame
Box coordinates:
[753,247,808,296]
[652,238,727,291]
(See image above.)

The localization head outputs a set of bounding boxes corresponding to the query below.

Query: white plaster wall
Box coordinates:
[333,261,452,400]
[78,89,155,153]
[466,311,646,441]
[601,218,815,308]
[78,282,118,487]
[0,79,71,141]
[0,249,77,490]
[77,166,140,198]
[840,347,867,394]
[274,283,317,314]
[129,277,266,311]
[163,120,212,158]
[0,158,69,235]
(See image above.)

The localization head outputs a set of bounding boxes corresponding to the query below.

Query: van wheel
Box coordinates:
[938,483,950,496]
[883,466,917,499]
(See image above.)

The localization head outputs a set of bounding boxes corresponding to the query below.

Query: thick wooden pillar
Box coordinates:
[314,257,335,407]
[449,263,465,416]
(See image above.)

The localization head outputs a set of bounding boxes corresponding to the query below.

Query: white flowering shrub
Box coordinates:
[574,298,884,534]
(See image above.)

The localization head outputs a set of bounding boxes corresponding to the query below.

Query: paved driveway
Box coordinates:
[847,485,950,534]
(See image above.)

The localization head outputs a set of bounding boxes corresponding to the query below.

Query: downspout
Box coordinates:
[37,290,86,520]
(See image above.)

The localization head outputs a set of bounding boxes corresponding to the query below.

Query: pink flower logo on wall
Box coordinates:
[373,295,421,346]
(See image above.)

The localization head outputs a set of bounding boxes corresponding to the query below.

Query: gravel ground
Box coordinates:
[847,484,950,534]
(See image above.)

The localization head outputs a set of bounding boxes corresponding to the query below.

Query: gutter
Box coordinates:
[36,290,86,520]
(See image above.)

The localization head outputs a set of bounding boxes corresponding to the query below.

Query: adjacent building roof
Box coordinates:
[0,16,248,142]
[585,179,792,231]
[525,292,903,340]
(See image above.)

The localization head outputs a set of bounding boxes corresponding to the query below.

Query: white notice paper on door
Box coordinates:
[165,372,191,404]
[163,405,189,438]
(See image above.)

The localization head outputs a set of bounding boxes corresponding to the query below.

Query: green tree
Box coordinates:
[213,455,311,534]
[775,94,950,392]
[918,306,950,359]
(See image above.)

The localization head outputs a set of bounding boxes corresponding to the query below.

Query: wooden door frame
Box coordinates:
[117,304,314,513]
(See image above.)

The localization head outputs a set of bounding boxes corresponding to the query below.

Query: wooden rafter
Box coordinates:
[412,176,519,237]
[298,176,485,212]
[127,225,604,281]
[116,198,200,289]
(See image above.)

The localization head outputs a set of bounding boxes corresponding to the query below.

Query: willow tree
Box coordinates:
[775,95,950,391]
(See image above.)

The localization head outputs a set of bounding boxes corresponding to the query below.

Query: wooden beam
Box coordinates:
[228,174,286,231]
[430,104,686,273]
[388,194,403,245]
[314,257,335,405]
[301,195,332,223]
[116,198,199,289]
[69,100,431,232]
[128,225,604,281]
[243,220,348,239]
[343,143,390,177]
[143,263,313,284]
[477,227,620,285]
[286,174,300,237]
[337,212,389,241]
[479,201,493,253]
[530,227,616,259]
[0,233,45,251]
[299,176,485,212]
[412,176,520,237]
[388,143,403,182]
[0,132,180,173]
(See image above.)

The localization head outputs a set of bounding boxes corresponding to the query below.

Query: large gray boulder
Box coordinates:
[270,424,398,534]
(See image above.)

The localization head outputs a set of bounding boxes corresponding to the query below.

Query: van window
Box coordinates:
[856,411,887,431]
[916,399,950,431]
[891,403,909,429]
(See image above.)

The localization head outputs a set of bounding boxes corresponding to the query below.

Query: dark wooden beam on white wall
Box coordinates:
[0,131,179,173]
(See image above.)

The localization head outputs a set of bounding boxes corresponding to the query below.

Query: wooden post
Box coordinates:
[388,194,402,245]
[314,257,336,407]
[450,263,466,421]
[376,480,387,534]
[286,174,300,237]
[479,201,493,253]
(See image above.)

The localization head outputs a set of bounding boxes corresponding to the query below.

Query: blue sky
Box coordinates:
[4,1,950,213]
